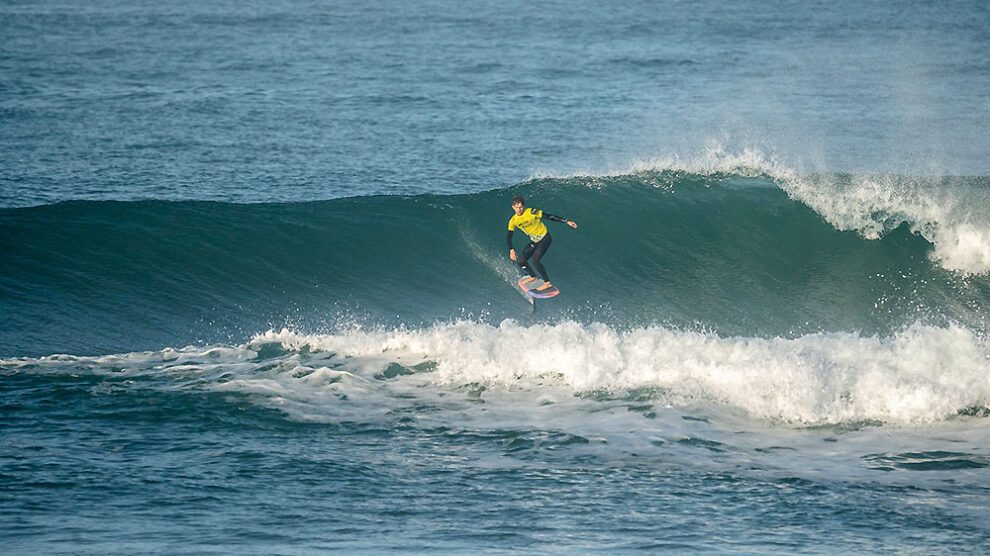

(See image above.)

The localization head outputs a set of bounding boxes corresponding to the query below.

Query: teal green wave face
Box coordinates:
[2,172,988,356]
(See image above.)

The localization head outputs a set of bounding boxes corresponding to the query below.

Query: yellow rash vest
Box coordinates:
[507,208,549,242]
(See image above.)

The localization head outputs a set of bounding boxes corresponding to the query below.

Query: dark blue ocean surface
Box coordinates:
[3,1,990,553]
[2,0,989,207]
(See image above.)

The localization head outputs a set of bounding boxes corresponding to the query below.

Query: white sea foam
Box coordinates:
[245,320,990,426]
[5,321,987,427]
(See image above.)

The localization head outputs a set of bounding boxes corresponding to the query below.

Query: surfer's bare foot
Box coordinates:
[521,276,537,285]
[537,282,553,291]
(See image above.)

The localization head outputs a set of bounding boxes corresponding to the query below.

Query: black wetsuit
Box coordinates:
[506,212,567,281]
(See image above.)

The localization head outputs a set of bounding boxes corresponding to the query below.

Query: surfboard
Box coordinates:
[517,277,560,299]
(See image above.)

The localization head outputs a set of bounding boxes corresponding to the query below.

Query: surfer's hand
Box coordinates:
[567,220,577,229]
[509,249,517,261]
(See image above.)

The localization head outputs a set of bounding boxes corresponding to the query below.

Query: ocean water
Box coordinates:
[2,0,990,553]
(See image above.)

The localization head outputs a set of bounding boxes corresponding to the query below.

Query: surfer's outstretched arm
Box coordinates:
[543,213,578,229]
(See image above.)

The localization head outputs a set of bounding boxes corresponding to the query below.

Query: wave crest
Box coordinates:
[539,144,990,274]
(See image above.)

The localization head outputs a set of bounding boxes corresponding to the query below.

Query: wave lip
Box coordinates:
[780,172,990,276]
[541,145,990,275]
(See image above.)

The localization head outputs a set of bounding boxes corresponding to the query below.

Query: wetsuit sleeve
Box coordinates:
[542,212,567,223]
[506,230,514,251]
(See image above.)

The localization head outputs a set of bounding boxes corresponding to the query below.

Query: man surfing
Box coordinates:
[506,196,577,292]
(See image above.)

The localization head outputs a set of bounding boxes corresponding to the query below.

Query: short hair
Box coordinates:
[511,196,525,206]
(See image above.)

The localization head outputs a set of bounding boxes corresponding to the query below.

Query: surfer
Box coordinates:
[506,196,577,291]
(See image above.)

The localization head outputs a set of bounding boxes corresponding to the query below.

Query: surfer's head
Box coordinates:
[511,196,525,215]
